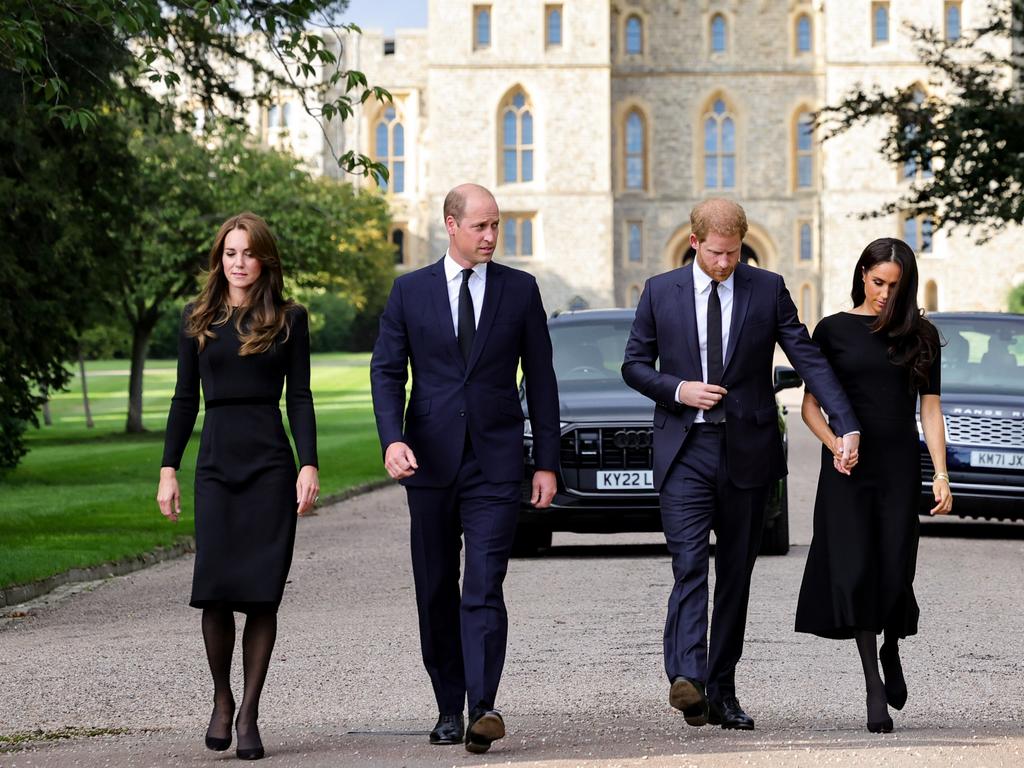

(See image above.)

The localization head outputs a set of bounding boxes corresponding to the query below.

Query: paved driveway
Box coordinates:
[2,412,1023,767]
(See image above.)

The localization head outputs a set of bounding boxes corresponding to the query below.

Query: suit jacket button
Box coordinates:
[459,410,465,417]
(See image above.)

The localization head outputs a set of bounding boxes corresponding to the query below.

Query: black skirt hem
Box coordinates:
[190,598,280,615]
[794,624,918,641]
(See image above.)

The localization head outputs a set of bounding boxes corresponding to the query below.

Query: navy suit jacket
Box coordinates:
[370,258,560,488]
[622,262,859,491]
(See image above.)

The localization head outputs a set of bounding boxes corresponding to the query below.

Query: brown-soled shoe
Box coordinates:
[465,708,505,754]
[429,713,465,745]
[669,676,709,727]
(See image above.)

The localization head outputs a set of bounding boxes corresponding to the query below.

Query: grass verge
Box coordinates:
[0,353,386,589]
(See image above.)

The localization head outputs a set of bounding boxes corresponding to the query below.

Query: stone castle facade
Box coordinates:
[257,0,1023,321]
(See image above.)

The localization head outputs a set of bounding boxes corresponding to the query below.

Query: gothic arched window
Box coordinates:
[500,90,534,184]
[625,109,646,190]
[703,98,736,189]
[374,106,405,194]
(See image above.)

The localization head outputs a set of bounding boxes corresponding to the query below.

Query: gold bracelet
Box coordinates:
[933,472,949,483]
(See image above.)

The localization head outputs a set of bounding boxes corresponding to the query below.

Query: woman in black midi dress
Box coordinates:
[795,238,952,733]
[157,212,318,760]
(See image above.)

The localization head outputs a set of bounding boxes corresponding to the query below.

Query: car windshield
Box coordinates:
[549,319,634,383]
[932,315,1024,396]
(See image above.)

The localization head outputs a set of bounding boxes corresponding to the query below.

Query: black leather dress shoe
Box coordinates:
[879,642,907,710]
[465,708,505,754]
[708,695,755,730]
[669,677,708,727]
[429,713,464,745]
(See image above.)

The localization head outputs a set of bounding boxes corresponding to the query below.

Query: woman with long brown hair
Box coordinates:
[156,212,318,760]
[795,237,952,733]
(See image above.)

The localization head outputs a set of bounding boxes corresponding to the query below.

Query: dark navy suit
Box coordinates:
[371,257,559,715]
[622,261,858,700]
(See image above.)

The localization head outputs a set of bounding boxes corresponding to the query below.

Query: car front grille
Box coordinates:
[560,426,654,470]
[920,451,934,479]
[945,415,1024,448]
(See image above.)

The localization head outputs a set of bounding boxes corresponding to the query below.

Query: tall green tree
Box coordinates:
[1,0,387,173]
[819,0,1024,241]
[0,97,136,469]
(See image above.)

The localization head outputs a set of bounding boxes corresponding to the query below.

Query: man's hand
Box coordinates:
[384,441,419,480]
[531,470,557,508]
[840,432,860,472]
[676,380,728,411]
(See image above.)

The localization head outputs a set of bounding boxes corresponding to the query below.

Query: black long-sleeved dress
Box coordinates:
[161,304,317,613]
[795,312,939,639]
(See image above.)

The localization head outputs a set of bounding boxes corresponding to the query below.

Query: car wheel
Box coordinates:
[759,479,790,556]
[511,523,553,558]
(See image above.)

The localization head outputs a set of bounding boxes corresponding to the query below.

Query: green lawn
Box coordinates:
[0,354,387,589]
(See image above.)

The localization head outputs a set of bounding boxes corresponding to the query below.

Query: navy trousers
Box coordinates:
[405,438,521,715]
[659,423,767,700]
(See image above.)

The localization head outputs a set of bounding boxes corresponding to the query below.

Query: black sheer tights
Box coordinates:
[202,608,235,742]
[202,608,278,751]
[854,631,888,724]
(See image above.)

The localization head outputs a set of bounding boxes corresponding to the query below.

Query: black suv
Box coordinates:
[920,312,1024,519]
[517,308,802,556]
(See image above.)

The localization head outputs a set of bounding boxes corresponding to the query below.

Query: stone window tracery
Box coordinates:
[500,89,534,184]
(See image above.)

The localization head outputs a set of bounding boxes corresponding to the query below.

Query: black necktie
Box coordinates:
[458,268,475,363]
[705,280,725,423]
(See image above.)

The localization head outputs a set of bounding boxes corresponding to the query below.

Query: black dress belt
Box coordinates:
[205,397,279,409]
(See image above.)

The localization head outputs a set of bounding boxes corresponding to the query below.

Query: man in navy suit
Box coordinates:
[370,183,560,754]
[622,198,860,730]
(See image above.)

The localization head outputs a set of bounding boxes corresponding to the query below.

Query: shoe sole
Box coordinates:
[669,679,708,726]
[719,721,755,730]
[465,713,505,753]
[429,737,462,746]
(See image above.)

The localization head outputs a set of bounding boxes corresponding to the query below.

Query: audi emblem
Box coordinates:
[613,429,652,449]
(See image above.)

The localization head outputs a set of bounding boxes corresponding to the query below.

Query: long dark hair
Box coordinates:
[850,237,939,392]
[186,212,296,356]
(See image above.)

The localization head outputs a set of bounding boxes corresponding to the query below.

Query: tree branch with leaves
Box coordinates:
[818,0,1024,241]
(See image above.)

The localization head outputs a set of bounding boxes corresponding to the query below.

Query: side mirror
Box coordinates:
[773,365,803,393]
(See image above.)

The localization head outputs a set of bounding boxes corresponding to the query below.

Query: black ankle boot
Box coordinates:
[879,641,908,710]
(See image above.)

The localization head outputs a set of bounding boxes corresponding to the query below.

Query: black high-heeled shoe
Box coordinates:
[205,700,235,751]
[235,716,265,760]
[879,642,908,710]
[867,716,894,733]
[236,744,265,760]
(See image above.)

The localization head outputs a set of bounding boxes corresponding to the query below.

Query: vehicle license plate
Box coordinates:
[596,470,654,489]
[969,451,1024,470]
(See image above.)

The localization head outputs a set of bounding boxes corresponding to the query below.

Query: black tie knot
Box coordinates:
[461,268,474,284]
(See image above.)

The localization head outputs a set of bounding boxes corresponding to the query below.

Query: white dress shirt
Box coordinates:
[444,251,486,336]
[677,260,734,423]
